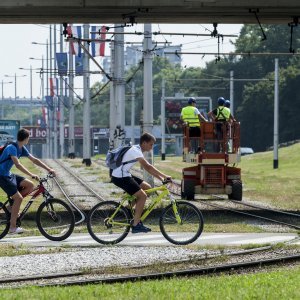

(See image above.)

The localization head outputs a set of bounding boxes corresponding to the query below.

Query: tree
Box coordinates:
[206,24,300,150]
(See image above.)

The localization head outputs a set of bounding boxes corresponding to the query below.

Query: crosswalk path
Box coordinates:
[2,232,299,247]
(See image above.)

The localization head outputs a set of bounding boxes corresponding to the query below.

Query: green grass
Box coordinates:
[239,143,300,209]
[0,265,299,299]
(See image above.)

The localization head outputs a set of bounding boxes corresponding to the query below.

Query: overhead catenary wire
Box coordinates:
[165,51,300,56]
[62,77,84,102]
[90,79,110,100]
[94,31,238,38]
[169,78,272,82]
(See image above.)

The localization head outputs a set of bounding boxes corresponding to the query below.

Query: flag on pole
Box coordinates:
[50,78,59,96]
[56,53,68,76]
[45,96,54,111]
[67,25,82,56]
[75,56,84,76]
[91,26,106,57]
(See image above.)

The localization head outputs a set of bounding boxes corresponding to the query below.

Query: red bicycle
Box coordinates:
[0,173,75,241]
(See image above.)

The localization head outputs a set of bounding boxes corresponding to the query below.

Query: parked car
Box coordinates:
[240,147,254,156]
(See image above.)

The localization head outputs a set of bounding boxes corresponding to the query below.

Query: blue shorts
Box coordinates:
[0,174,26,197]
[111,175,143,196]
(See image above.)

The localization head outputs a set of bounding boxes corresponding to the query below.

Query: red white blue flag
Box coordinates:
[91,26,106,57]
[67,25,82,56]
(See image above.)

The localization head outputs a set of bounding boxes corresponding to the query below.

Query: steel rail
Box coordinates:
[54,159,106,202]
[1,249,297,287]
[0,271,85,284]
[34,254,300,287]
[50,159,105,225]
[153,173,300,230]
[199,201,300,230]
[52,176,86,226]
[229,199,300,218]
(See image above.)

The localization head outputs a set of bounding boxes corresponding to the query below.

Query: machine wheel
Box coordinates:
[184,180,195,200]
[228,180,243,201]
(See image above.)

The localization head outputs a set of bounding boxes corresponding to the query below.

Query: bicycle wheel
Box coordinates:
[0,204,10,239]
[87,200,131,245]
[159,201,204,245]
[36,198,75,241]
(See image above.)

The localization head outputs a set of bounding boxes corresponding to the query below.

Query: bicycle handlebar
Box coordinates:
[162,177,172,185]
[39,172,55,183]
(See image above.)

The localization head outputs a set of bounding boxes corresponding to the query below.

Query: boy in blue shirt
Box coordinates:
[0,128,56,234]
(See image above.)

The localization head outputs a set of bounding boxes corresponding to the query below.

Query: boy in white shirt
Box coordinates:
[111,132,171,233]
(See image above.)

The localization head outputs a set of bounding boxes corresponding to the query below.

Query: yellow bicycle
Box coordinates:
[87,179,204,245]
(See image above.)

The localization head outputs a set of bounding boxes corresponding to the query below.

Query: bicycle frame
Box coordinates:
[108,184,182,226]
[3,178,53,222]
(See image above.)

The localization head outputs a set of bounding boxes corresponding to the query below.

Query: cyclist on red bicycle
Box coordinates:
[111,132,171,233]
[0,128,56,234]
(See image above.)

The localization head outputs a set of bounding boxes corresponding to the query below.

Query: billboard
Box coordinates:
[164,97,212,134]
[0,120,20,146]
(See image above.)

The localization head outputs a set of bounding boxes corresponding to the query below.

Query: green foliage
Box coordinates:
[236,61,300,150]
[216,24,300,150]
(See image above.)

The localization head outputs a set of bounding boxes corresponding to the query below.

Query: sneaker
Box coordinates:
[9,227,24,235]
[132,221,151,234]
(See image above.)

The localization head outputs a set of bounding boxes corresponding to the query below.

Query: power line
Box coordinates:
[165,51,300,56]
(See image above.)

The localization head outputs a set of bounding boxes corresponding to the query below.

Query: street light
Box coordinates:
[19,66,42,125]
[29,57,45,104]
[1,80,13,119]
[32,39,57,158]
[19,66,43,94]
[32,41,49,97]
[4,73,26,100]
[1,80,13,100]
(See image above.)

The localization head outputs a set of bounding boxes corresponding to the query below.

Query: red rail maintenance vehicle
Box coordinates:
[181,121,242,200]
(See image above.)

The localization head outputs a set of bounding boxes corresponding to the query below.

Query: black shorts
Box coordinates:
[189,127,201,137]
[0,174,26,197]
[111,175,143,196]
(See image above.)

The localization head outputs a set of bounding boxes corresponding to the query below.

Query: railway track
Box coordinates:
[198,199,300,231]
[79,157,300,231]
[43,159,110,226]
[1,251,299,288]
[0,158,299,288]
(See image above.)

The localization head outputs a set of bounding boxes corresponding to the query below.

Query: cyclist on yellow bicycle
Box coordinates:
[111,132,172,233]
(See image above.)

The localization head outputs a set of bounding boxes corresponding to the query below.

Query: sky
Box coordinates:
[0,23,242,99]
